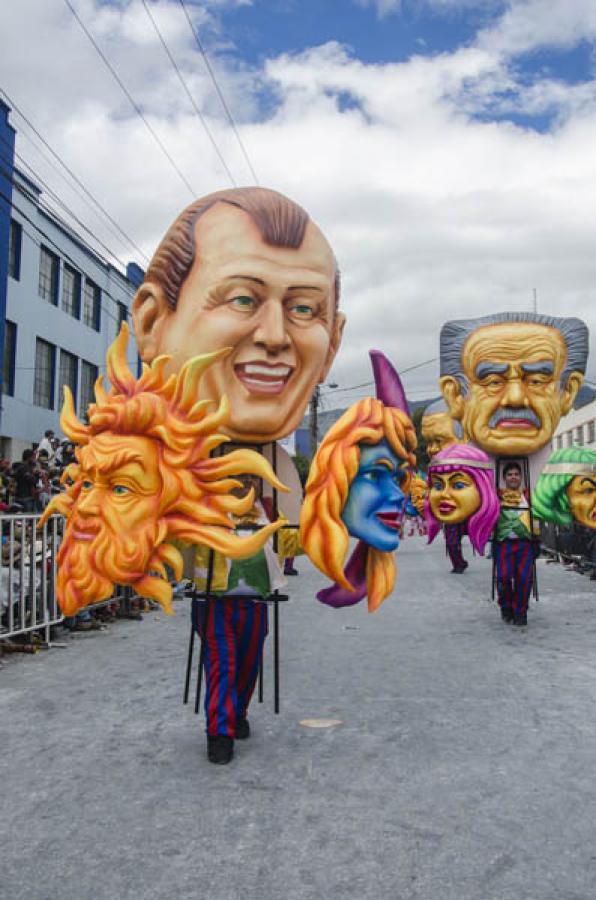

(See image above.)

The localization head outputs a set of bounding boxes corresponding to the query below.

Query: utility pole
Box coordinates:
[533,288,537,313]
[309,385,320,458]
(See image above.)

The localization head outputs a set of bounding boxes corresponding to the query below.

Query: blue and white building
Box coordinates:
[0,100,142,459]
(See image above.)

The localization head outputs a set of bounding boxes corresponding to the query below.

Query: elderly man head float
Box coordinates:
[38,325,287,618]
[132,187,345,444]
[300,352,417,613]
[421,398,462,460]
[533,447,596,530]
[439,313,589,457]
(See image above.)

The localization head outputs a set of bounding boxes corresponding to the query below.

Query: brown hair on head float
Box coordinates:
[144,187,341,312]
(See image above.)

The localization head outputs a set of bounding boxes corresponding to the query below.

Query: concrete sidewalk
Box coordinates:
[2,536,596,900]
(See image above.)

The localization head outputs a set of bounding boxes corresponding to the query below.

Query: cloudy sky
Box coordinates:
[2,0,596,406]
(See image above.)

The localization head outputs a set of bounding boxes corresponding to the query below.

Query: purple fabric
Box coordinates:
[369,350,410,417]
[316,541,369,608]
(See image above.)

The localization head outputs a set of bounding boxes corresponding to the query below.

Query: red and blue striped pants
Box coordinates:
[495,539,534,617]
[197,598,268,737]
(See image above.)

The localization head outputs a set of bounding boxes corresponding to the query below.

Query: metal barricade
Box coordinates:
[1,512,64,643]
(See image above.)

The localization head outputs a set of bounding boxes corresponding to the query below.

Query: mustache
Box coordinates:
[488,407,541,428]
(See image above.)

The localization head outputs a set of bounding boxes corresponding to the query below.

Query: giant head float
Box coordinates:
[439,313,589,457]
[424,444,500,555]
[300,351,417,612]
[421,398,462,459]
[131,187,345,444]
[533,447,596,530]
[38,325,288,617]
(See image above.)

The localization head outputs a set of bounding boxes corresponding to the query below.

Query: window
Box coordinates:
[58,350,78,407]
[39,247,59,305]
[118,301,128,329]
[8,220,21,280]
[33,338,56,409]
[2,321,17,396]
[588,420,595,445]
[80,359,98,419]
[575,426,584,446]
[566,431,573,448]
[83,279,101,330]
[62,265,81,318]
[556,435,563,450]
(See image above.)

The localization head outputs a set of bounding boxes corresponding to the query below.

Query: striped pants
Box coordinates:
[197,598,268,737]
[495,539,534,617]
[444,523,466,570]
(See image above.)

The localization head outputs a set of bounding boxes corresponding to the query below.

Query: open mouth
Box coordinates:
[376,511,402,530]
[72,523,99,542]
[234,362,294,395]
[438,501,457,515]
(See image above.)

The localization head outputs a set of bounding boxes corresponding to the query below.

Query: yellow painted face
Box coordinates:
[567,475,596,530]
[74,434,162,540]
[429,470,481,524]
[421,412,458,459]
[441,323,583,456]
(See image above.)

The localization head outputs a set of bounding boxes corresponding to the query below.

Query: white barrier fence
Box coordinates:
[1,513,64,643]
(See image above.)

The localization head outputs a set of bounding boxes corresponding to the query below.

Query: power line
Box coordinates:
[1,189,138,328]
[141,0,237,187]
[0,143,135,276]
[0,87,150,265]
[62,0,197,198]
[324,357,438,395]
[178,0,260,185]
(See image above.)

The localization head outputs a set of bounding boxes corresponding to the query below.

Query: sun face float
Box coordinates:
[39,324,288,617]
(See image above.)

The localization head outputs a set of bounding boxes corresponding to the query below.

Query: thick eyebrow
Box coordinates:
[94,453,145,475]
[579,477,596,488]
[367,458,395,471]
[475,362,508,379]
[521,361,555,375]
[225,275,266,287]
[286,284,324,293]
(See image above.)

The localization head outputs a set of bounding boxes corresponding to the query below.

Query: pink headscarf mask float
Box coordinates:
[424,443,500,556]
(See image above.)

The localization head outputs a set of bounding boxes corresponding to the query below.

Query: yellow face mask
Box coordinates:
[421,412,458,459]
[441,323,583,456]
[428,470,481,525]
[567,475,596,530]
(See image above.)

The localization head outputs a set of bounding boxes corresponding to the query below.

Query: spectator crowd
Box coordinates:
[0,429,75,514]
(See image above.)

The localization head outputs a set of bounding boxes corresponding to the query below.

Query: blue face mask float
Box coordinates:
[316,350,412,609]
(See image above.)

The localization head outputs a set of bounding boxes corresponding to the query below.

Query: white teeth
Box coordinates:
[242,364,291,377]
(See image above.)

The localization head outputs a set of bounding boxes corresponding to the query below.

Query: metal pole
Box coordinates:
[309,386,320,458]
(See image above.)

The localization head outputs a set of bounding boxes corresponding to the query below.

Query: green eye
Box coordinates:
[230,295,255,311]
[290,303,315,319]
[113,485,129,496]
[82,480,93,490]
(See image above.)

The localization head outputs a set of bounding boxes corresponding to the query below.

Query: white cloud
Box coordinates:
[1,0,596,401]
[477,0,596,57]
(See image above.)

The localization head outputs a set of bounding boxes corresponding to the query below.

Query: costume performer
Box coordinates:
[421,399,468,572]
[493,460,538,627]
[424,445,499,565]
[533,447,596,531]
[300,351,417,612]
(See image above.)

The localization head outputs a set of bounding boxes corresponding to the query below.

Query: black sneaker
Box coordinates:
[207,735,234,765]
[500,606,513,622]
[513,614,527,627]
[284,567,299,576]
[235,718,250,740]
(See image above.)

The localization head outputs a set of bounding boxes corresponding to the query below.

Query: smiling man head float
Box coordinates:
[132,188,345,444]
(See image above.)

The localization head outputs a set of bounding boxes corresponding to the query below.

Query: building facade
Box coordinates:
[1,100,142,460]
[552,399,596,453]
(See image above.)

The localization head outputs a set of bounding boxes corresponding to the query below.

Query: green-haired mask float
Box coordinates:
[533,447,596,530]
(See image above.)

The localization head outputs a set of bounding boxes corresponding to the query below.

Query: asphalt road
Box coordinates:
[2,535,596,900]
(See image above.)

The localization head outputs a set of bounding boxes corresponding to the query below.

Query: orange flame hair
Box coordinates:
[299,397,416,612]
[39,324,288,614]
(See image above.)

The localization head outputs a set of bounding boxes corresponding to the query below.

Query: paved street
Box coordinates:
[2,536,596,900]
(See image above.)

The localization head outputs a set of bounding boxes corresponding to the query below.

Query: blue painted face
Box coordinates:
[341,440,409,552]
